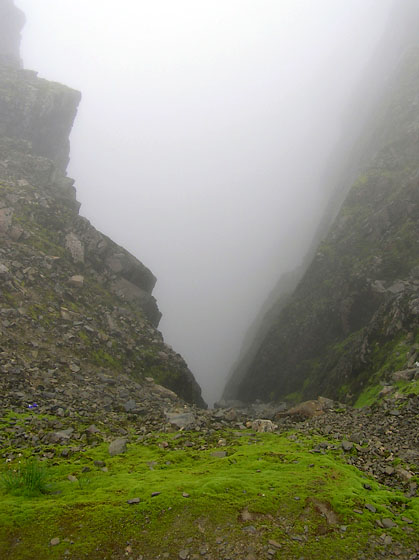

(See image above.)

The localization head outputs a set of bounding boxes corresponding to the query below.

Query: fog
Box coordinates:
[16,0,394,405]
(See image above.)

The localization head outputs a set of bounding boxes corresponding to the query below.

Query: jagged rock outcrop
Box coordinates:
[0,0,205,408]
[224,10,419,405]
[0,64,81,171]
[0,0,25,68]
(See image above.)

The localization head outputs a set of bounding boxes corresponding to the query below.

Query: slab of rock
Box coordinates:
[123,399,137,412]
[127,498,140,505]
[165,411,195,429]
[211,451,227,458]
[341,440,354,452]
[68,275,84,288]
[280,397,333,419]
[381,518,397,529]
[108,438,127,456]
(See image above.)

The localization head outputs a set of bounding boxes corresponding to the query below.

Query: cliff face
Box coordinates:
[0,0,25,68]
[224,8,419,405]
[0,0,205,408]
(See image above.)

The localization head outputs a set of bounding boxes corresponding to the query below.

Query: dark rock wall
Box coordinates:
[0,0,25,67]
[224,10,419,405]
[0,65,81,171]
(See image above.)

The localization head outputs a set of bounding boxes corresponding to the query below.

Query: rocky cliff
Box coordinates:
[0,0,205,409]
[224,5,419,405]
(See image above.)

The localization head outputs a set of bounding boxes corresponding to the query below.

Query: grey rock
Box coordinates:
[123,399,137,412]
[108,438,127,456]
[127,498,140,505]
[341,440,354,452]
[165,411,195,429]
[381,518,397,529]
[65,232,84,263]
[211,451,227,458]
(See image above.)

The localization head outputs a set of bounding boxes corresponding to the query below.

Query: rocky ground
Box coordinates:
[1,370,418,559]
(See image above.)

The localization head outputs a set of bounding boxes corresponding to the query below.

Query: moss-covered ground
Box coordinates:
[355,378,419,408]
[1,414,417,559]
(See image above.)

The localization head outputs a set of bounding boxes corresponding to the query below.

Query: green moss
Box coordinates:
[0,424,417,559]
[90,349,122,371]
[283,391,302,404]
[354,384,382,408]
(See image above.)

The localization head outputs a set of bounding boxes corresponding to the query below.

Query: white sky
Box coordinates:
[15,0,393,404]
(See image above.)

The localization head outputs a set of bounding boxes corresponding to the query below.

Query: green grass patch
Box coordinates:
[1,459,51,496]
[354,384,382,408]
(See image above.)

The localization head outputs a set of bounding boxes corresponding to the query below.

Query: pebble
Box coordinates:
[127,498,140,505]
[381,518,397,529]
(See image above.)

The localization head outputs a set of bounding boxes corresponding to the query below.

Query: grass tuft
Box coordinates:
[1,459,50,496]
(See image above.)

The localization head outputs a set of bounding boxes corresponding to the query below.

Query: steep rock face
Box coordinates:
[0,65,81,171]
[225,45,419,405]
[0,0,25,67]
[0,1,205,408]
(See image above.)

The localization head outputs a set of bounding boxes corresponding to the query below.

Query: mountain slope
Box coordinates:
[224,20,419,405]
[0,0,205,409]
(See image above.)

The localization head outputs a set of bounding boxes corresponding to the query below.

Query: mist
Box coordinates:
[15,0,394,405]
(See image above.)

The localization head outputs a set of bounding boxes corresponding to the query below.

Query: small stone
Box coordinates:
[242,525,257,534]
[401,516,413,524]
[182,492,190,498]
[365,504,376,513]
[384,466,395,476]
[179,550,189,560]
[50,537,60,546]
[381,518,397,529]
[127,498,141,505]
[151,492,161,497]
[363,483,372,490]
[94,460,105,468]
[268,539,281,548]
[67,475,78,483]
